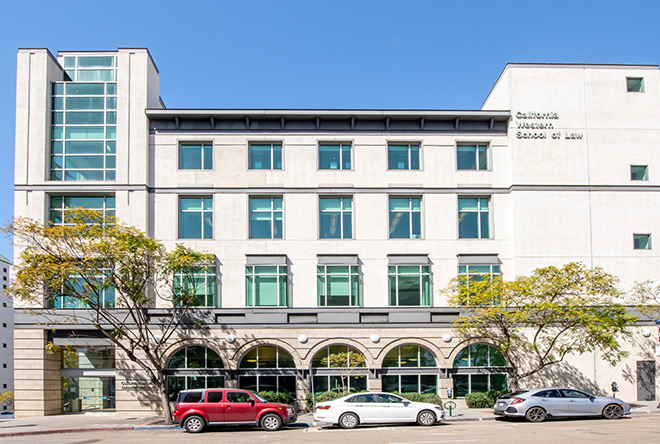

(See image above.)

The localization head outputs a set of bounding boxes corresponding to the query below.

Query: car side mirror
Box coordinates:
[250,399,255,407]
[403,401,411,406]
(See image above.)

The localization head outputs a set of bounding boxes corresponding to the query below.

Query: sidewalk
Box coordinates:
[0,401,657,437]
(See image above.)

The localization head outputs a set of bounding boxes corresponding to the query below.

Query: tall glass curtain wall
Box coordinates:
[51,56,117,181]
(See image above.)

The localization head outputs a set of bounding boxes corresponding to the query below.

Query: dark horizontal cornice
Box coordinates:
[146,109,511,134]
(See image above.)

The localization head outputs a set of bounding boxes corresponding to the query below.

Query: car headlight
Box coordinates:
[287,407,294,414]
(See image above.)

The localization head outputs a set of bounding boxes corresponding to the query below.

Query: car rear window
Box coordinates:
[178,391,203,403]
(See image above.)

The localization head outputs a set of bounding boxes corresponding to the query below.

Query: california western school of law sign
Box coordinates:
[515,111,583,140]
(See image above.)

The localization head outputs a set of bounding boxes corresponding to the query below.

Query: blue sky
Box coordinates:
[1,0,659,260]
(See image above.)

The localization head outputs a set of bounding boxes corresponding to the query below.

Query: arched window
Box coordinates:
[452,344,507,397]
[237,346,296,396]
[166,346,225,400]
[381,344,438,394]
[311,345,367,394]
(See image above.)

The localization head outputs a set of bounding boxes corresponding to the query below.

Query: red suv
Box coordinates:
[173,388,297,433]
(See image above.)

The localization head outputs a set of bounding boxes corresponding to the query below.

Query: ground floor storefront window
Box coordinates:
[452,374,507,397]
[382,374,438,394]
[62,376,116,412]
[239,375,296,394]
[61,346,116,413]
[452,344,508,397]
[166,346,226,401]
[312,375,367,394]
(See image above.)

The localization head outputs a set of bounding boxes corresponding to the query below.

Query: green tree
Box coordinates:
[4,210,213,423]
[0,391,13,410]
[321,350,366,395]
[628,280,660,321]
[446,262,636,390]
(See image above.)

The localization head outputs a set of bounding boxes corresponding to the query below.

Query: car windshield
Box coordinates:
[251,391,268,403]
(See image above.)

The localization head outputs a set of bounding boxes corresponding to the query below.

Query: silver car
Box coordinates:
[493,388,630,422]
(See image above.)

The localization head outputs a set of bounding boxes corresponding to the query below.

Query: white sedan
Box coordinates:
[313,392,444,428]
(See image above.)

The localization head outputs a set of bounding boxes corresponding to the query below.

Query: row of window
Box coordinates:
[51,261,499,309]
[178,142,490,171]
[163,344,507,398]
[177,195,491,240]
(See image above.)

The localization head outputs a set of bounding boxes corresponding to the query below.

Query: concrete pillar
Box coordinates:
[14,329,61,417]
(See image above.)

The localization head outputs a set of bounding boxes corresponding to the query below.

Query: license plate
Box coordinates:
[498,402,505,406]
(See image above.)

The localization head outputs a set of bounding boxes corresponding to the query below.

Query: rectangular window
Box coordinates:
[49,195,115,225]
[457,144,489,170]
[174,266,217,307]
[631,165,648,181]
[634,234,651,250]
[50,273,115,309]
[179,197,213,239]
[249,197,283,239]
[388,265,431,306]
[388,143,420,170]
[319,197,352,239]
[317,265,360,307]
[179,143,213,170]
[457,264,501,304]
[627,77,644,92]
[458,197,490,239]
[245,265,288,307]
[389,197,421,239]
[319,143,351,170]
[249,143,282,170]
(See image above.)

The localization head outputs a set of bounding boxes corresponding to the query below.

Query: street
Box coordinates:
[2,416,657,444]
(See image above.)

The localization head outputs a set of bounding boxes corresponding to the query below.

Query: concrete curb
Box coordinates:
[0,426,133,438]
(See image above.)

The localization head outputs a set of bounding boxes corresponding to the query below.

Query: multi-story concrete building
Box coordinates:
[0,254,13,412]
[13,48,660,417]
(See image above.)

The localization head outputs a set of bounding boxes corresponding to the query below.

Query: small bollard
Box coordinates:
[444,400,457,417]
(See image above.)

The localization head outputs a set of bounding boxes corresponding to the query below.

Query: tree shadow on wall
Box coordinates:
[520,362,602,395]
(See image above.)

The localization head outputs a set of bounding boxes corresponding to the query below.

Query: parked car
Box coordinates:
[313,392,444,428]
[173,388,297,433]
[493,388,630,422]
[0,411,14,419]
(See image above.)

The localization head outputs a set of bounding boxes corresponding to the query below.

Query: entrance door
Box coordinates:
[637,361,656,401]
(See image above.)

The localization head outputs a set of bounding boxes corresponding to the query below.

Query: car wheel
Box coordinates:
[416,409,436,426]
[602,404,623,419]
[525,406,546,422]
[338,412,359,429]
[183,415,206,433]
[261,413,283,431]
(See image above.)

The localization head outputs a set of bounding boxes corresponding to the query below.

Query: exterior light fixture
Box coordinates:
[298,334,308,343]
[442,333,452,343]
[642,328,652,338]
[370,334,380,343]
[225,334,236,343]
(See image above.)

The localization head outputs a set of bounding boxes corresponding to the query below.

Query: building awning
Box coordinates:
[317,255,359,265]
[388,255,430,265]
[457,254,501,265]
[246,255,287,265]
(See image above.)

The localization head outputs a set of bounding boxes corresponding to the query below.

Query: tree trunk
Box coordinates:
[158,372,173,425]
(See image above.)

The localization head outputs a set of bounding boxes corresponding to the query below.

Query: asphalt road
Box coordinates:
[2,416,657,444]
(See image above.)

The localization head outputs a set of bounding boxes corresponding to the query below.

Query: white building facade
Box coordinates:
[13,49,659,417]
